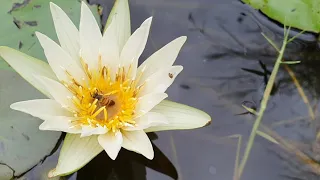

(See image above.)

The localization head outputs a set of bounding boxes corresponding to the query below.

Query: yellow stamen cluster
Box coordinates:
[63,57,144,132]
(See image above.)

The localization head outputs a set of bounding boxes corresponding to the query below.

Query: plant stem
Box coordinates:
[233,135,242,180]
[237,27,290,178]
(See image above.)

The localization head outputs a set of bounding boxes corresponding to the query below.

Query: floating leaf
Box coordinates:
[0,0,101,70]
[0,70,61,178]
[242,0,320,32]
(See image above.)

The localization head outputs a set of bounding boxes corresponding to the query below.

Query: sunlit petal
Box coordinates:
[145,100,211,132]
[123,112,168,131]
[81,125,107,137]
[35,75,75,110]
[105,0,131,50]
[39,116,80,134]
[135,93,168,118]
[100,17,119,79]
[79,1,102,71]
[48,134,103,178]
[138,66,183,96]
[120,17,152,79]
[10,99,72,118]
[36,32,87,84]
[122,130,154,159]
[137,36,187,83]
[0,46,56,97]
[50,2,80,64]
[98,131,123,160]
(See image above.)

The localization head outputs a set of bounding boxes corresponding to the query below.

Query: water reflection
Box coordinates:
[186,2,320,180]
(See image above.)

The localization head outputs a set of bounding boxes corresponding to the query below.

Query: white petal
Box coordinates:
[122,130,154,159]
[39,116,80,134]
[81,125,107,137]
[100,17,120,79]
[124,112,168,131]
[79,2,102,71]
[36,32,87,84]
[10,99,72,118]
[35,76,75,110]
[105,0,131,50]
[0,46,57,98]
[50,2,80,64]
[135,93,168,118]
[98,131,123,160]
[137,36,187,83]
[138,66,183,96]
[120,17,152,79]
[144,100,211,132]
[48,134,103,178]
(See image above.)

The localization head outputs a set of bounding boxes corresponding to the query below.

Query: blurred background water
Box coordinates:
[1,0,320,179]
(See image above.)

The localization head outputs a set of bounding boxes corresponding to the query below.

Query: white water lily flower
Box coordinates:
[0,0,211,177]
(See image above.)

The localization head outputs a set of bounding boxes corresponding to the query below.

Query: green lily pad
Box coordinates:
[0,0,101,178]
[0,70,61,178]
[242,0,320,32]
[0,0,101,69]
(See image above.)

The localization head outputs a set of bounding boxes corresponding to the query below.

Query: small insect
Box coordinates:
[92,91,115,107]
[168,73,173,78]
[92,91,103,100]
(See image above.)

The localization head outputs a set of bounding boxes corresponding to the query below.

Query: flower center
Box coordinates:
[63,57,144,132]
[93,93,119,120]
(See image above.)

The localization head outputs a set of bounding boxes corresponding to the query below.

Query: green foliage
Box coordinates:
[242,0,320,32]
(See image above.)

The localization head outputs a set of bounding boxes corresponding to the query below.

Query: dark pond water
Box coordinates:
[6,0,320,179]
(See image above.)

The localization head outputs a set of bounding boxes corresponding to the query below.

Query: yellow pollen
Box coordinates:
[64,59,144,132]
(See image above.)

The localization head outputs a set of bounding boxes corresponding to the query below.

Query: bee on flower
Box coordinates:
[0,0,211,177]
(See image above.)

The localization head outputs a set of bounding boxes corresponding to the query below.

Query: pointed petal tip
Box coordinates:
[144,100,211,132]
[205,119,212,127]
[193,107,211,127]
[35,31,43,40]
[49,2,57,8]
[48,167,72,178]
[9,102,19,111]
[175,65,184,72]
[109,152,117,160]
[146,151,154,160]
[81,0,89,9]
[98,132,123,160]
[49,2,62,14]
[143,17,153,26]
[48,168,57,178]
[180,36,187,42]
[174,36,187,46]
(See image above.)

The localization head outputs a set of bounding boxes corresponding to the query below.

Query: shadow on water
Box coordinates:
[76,133,178,180]
[14,0,320,179]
